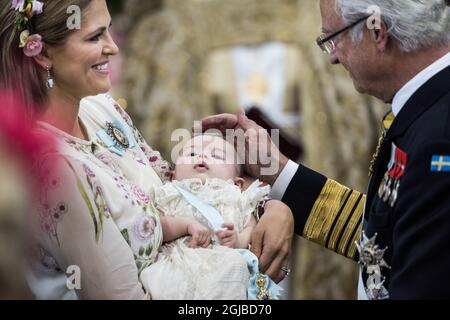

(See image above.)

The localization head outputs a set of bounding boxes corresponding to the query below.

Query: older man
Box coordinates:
[201,0,450,299]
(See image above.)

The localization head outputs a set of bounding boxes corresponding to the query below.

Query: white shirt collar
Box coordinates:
[391,51,450,117]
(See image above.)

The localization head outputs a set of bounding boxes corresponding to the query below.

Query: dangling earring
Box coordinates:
[46,66,54,89]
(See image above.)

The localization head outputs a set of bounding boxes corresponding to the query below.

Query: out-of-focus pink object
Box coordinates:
[0,90,57,194]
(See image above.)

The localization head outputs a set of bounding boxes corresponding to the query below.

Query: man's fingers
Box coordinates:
[265,250,289,283]
[198,114,239,133]
[237,114,259,131]
[196,113,260,136]
[272,266,289,284]
[258,243,278,273]
[250,227,264,258]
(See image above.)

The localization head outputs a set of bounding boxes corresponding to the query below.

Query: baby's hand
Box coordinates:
[187,220,211,248]
[215,223,238,248]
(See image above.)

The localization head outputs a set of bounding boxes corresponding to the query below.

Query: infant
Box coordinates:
[140,134,275,299]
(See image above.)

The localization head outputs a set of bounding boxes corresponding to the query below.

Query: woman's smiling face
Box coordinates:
[47,0,119,100]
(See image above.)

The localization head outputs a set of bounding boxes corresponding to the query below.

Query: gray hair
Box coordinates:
[335,0,450,52]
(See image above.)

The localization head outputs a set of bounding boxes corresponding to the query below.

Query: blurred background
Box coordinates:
[0,0,389,299]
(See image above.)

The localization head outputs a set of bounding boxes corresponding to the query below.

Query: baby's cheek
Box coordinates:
[212,164,238,180]
[173,163,193,180]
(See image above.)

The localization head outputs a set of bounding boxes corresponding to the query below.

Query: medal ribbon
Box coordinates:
[388,147,408,180]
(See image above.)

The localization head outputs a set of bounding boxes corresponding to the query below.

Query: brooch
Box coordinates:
[106,122,129,149]
[256,275,271,300]
[96,119,136,156]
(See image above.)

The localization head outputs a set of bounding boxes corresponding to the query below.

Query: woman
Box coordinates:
[0,0,293,299]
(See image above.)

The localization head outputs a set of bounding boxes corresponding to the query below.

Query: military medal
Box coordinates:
[356,232,391,300]
[378,172,388,198]
[382,177,392,202]
[378,145,394,201]
[378,143,408,207]
[390,180,400,207]
[256,275,271,300]
[388,147,407,207]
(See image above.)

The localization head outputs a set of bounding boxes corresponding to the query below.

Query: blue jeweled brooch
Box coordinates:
[96,119,136,156]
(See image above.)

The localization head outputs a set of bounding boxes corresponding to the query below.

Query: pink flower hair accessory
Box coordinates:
[20,31,43,57]
[11,0,45,53]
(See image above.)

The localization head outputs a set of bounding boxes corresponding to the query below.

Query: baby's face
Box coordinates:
[174,135,239,183]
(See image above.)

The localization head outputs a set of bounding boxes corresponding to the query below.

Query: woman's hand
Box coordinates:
[187,220,211,248]
[250,200,294,283]
[215,223,239,248]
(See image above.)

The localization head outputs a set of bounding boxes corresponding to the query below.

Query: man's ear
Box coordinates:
[368,17,389,51]
[234,177,245,189]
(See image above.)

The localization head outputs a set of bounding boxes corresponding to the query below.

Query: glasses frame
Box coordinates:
[316,15,370,54]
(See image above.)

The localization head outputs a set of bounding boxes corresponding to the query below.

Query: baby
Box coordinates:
[140,134,277,300]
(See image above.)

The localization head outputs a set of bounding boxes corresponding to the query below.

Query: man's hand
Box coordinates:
[250,200,294,283]
[215,223,238,248]
[197,113,289,185]
[187,220,211,248]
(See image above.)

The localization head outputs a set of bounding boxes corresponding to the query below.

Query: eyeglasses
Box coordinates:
[316,16,370,54]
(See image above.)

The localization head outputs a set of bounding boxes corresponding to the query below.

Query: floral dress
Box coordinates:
[140,178,270,300]
[27,94,172,299]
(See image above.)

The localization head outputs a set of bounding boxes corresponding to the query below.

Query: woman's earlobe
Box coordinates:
[32,52,52,70]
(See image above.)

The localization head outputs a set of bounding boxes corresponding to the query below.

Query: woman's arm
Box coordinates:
[36,155,146,300]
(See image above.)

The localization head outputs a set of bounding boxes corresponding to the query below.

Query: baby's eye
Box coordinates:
[188,152,197,157]
[212,153,224,160]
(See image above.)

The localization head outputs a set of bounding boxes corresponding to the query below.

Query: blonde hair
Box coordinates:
[0,0,91,116]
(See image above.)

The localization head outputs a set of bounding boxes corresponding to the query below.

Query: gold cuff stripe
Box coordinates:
[325,189,353,248]
[303,179,349,247]
[346,218,363,259]
[336,194,364,256]
[328,192,362,251]
[303,179,365,260]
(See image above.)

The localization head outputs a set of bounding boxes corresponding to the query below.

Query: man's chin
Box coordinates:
[352,79,366,94]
